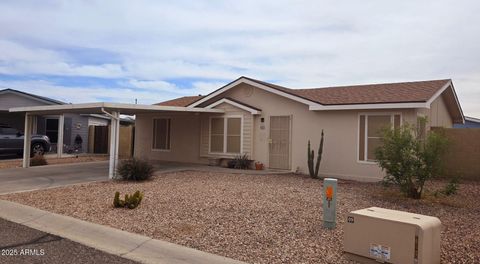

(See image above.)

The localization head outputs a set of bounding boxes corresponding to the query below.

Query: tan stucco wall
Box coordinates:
[134,112,210,164]
[197,83,418,181]
[134,83,455,181]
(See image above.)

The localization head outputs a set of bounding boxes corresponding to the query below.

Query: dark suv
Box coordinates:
[0,124,51,157]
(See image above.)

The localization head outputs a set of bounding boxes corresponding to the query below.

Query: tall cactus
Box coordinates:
[308,140,314,177]
[307,130,325,179]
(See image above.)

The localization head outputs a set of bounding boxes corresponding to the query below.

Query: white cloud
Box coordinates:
[0,0,479,116]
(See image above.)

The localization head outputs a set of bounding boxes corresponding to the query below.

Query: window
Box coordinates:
[153,118,171,150]
[210,118,224,152]
[359,114,401,162]
[210,117,242,153]
[0,127,18,135]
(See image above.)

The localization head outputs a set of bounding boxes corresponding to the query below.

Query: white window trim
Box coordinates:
[152,117,171,152]
[204,98,261,115]
[208,115,244,155]
[357,112,402,164]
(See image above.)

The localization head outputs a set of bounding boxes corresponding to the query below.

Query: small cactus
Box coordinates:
[113,191,144,209]
[307,130,324,179]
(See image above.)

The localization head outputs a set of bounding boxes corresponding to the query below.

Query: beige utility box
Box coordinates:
[344,207,441,264]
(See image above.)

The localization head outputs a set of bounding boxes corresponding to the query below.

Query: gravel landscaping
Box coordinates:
[1,171,479,263]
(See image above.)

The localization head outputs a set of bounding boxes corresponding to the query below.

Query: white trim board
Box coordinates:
[204,98,261,115]
[9,102,225,114]
[309,102,427,111]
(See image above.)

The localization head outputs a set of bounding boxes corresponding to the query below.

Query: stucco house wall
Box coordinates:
[135,81,459,181]
[196,83,422,181]
[134,112,207,164]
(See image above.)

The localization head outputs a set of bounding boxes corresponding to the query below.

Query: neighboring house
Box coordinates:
[132,76,463,181]
[453,116,480,128]
[0,88,109,153]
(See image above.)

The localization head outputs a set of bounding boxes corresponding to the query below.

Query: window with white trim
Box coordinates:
[359,114,401,161]
[153,118,171,150]
[210,117,242,153]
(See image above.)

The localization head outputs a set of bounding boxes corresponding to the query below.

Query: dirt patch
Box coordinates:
[1,172,479,263]
[0,155,108,169]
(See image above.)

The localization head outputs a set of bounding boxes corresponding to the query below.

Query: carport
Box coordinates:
[9,103,224,179]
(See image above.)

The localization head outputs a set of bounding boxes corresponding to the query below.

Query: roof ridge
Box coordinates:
[293,79,452,91]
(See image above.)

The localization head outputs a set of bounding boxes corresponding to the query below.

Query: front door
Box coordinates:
[269,116,291,170]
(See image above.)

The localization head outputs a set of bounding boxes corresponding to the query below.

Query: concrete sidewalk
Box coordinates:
[0,200,246,264]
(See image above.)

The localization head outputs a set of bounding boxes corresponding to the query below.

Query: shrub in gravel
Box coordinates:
[375,117,448,199]
[435,178,459,197]
[30,154,48,166]
[116,158,153,181]
[113,190,143,209]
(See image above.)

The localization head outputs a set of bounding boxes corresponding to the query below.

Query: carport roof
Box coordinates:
[8,102,225,115]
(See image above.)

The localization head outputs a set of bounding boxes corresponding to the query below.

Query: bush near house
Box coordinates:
[375,118,448,199]
[30,154,48,166]
[116,158,153,181]
[227,154,252,169]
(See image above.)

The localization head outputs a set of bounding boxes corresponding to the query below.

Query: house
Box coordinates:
[9,77,464,181]
[453,116,480,128]
[0,88,109,153]
[135,77,464,181]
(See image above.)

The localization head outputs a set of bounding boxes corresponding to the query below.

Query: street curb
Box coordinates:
[0,200,247,264]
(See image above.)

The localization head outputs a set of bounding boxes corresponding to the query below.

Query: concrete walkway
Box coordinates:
[0,200,246,264]
[0,161,109,195]
[151,161,292,175]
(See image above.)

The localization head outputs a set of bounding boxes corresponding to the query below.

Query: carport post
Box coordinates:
[22,113,32,168]
[57,114,64,158]
[108,111,120,179]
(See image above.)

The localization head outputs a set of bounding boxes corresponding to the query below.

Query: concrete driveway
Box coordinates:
[0,161,109,194]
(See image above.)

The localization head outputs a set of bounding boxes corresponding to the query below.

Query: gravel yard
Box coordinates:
[1,171,479,263]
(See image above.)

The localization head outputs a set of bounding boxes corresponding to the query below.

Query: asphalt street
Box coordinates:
[0,217,137,264]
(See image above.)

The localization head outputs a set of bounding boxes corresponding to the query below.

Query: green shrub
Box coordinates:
[307,130,324,179]
[375,118,448,199]
[443,178,459,196]
[30,154,48,166]
[227,154,251,169]
[113,190,144,209]
[116,158,153,181]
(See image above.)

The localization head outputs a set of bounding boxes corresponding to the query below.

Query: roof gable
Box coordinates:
[204,97,261,115]
[0,88,65,105]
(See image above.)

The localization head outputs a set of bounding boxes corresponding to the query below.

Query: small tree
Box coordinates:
[375,118,447,199]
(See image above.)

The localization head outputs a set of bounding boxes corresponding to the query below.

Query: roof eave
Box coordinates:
[309,102,428,111]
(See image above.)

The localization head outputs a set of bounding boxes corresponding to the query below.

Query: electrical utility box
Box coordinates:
[344,207,441,264]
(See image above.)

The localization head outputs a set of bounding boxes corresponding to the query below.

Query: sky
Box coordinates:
[0,1,479,117]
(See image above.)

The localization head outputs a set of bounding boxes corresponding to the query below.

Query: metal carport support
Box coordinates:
[101,108,120,179]
[11,102,225,179]
[22,113,32,168]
